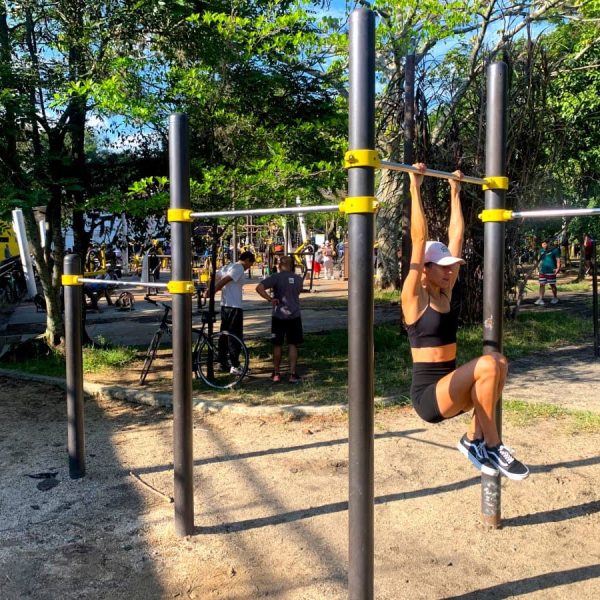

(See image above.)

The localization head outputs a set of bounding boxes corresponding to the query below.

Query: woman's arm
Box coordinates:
[447,171,464,289]
[401,163,428,324]
[447,171,464,258]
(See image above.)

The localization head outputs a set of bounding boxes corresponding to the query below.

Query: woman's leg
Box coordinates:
[467,352,508,440]
[435,353,507,446]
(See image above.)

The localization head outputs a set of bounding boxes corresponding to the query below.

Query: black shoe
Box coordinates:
[486,444,530,480]
[457,434,498,476]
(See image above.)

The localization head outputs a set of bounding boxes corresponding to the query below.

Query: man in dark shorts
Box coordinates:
[255,255,304,383]
[535,239,561,306]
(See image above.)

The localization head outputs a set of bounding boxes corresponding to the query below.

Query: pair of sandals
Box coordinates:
[272,372,301,384]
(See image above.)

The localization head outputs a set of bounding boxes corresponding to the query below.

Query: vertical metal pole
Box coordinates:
[401,51,415,288]
[169,113,194,536]
[592,241,599,357]
[348,8,375,599]
[481,62,508,528]
[232,218,238,263]
[64,254,85,479]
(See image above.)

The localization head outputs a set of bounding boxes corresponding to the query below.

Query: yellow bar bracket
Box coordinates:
[344,149,381,169]
[167,280,196,294]
[61,274,82,286]
[482,176,509,191]
[339,196,379,214]
[479,209,513,223]
[167,208,193,223]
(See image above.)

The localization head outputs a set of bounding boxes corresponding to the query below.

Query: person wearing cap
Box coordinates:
[401,163,528,481]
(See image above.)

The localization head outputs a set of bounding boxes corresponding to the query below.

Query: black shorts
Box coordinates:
[410,360,456,424]
[271,316,303,346]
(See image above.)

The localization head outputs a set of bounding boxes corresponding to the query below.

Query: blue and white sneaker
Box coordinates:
[457,434,499,476]
[486,444,529,480]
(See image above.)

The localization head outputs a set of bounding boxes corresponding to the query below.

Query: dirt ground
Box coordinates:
[2,376,600,599]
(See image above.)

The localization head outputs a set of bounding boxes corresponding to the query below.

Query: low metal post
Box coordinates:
[64,254,85,479]
[170,113,195,536]
[481,62,508,528]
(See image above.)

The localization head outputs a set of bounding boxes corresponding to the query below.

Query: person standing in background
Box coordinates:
[321,241,334,279]
[583,233,595,276]
[255,255,304,384]
[212,251,256,375]
[535,240,561,306]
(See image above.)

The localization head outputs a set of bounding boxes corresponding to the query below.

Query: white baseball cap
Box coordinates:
[424,241,466,266]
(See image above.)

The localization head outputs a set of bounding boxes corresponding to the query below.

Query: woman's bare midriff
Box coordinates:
[411,343,457,363]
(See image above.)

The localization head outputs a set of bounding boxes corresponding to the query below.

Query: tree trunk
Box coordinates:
[376,170,402,289]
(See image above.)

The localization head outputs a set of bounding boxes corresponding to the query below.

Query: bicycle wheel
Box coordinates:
[139,330,163,385]
[194,331,249,389]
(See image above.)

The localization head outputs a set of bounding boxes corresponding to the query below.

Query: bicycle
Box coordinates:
[193,301,249,389]
[139,296,249,389]
[139,296,172,385]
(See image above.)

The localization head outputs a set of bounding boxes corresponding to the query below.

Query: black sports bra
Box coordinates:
[405,297,459,348]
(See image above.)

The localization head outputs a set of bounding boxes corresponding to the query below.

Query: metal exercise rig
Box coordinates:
[62,262,171,482]
[479,207,600,359]
[64,10,512,574]
[167,114,358,536]
[347,8,511,598]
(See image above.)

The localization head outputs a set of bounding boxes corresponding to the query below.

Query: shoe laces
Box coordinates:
[497,444,515,464]
[473,441,489,461]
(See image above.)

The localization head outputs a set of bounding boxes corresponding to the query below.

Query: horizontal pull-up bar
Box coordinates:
[76,278,169,288]
[512,207,600,220]
[480,207,600,222]
[344,149,493,187]
[189,204,340,219]
[379,160,488,186]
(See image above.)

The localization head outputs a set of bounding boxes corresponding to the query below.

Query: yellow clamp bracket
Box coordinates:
[478,209,513,223]
[167,280,196,294]
[482,176,509,191]
[344,149,381,169]
[339,196,379,214]
[61,274,82,286]
[167,208,193,223]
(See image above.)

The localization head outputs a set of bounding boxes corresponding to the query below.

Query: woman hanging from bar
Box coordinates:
[401,163,529,480]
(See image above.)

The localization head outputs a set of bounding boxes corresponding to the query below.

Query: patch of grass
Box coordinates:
[83,345,137,374]
[299,296,348,310]
[1,344,137,378]
[192,309,592,407]
[457,311,590,362]
[374,288,401,305]
[557,280,592,292]
[504,399,600,432]
[4,303,594,413]
[2,350,66,378]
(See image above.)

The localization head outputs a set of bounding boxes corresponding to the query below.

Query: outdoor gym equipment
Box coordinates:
[62,261,179,480]
[479,207,600,221]
[63,8,599,596]
[478,212,600,358]
[345,9,511,597]
[165,113,346,537]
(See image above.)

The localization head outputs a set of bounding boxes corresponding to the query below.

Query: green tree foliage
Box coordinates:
[362,0,598,321]
[0,1,347,344]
